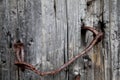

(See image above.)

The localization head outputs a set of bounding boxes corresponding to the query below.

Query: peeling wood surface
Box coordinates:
[0,0,120,80]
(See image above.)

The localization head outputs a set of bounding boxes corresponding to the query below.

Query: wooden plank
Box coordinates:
[39,0,56,80]
[66,0,86,80]
[92,0,105,80]
[16,0,38,80]
[103,0,119,80]
[84,0,94,79]
[78,0,104,80]
[9,0,19,80]
[20,0,42,80]
[117,0,120,79]
[0,1,9,80]
[52,0,68,80]
[109,0,119,80]
[40,0,67,80]
[0,0,17,80]
[103,0,112,80]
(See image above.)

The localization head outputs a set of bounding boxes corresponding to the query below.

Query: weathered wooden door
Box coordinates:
[0,0,120,80]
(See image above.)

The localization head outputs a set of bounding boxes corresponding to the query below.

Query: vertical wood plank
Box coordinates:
[0,0,18,80]
[103,0,119,80]
[52,0,68,80]
[0,0,10,80]
[40,0,67,80]
[66,0,86,80]
[80,0,105,80]
[109,0,118,80]
[92,0,105,80]
[22,0,42,80]
[103,0,112,80]
[117,0,120,79]
[40,0,57,80]
[8,0,18,80]
[9,0,19,80]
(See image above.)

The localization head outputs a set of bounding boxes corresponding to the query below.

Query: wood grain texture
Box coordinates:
[103,0,119,80]
[66,0,85,80]
[0,0,120,80]
[117,0,120,79]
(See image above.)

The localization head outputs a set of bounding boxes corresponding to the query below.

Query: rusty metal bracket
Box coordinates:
[14,26,103,77]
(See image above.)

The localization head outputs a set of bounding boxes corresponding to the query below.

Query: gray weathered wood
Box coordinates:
[0,0,120,80]
[104,0,119,80]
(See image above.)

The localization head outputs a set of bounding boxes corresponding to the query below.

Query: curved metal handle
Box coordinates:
[14,26,103,76]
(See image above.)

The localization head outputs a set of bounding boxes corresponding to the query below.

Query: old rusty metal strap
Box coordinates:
[14,26,103,77]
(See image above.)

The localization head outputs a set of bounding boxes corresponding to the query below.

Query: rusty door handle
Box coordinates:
[14,26,103,76]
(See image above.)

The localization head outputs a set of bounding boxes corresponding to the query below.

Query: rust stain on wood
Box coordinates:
[91,44,103,68]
